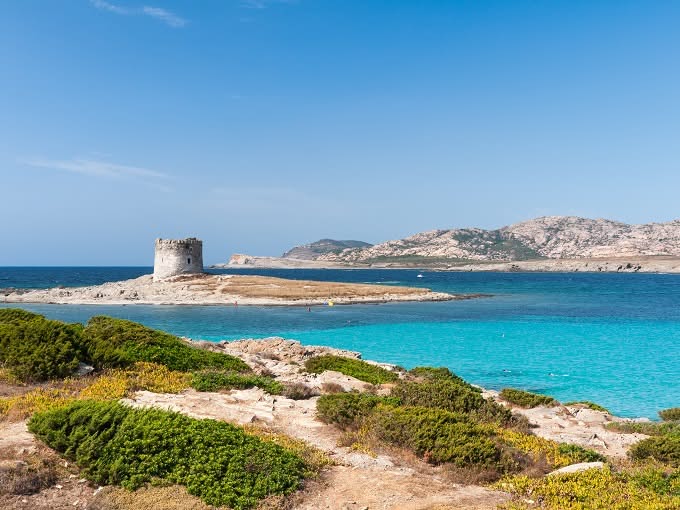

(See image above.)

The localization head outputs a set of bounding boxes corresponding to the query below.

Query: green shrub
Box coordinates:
[605,421,680,436]
[500,388,558,408]
[392,379,512,425]
[0,309,84,382]
[564,401,610,413]
[629,434,680,467]
[0,311,250,382]
[368,404,501,466]
[191,370,283,394]
[82,317,249,373]
[0,308,45,325]
[28,400,306,509]
[628,465,680,497]
[557,443,606,463]
[316,393,400,429]
[409,366,479,389]
[304,355,398,385]
[659,408,680,422]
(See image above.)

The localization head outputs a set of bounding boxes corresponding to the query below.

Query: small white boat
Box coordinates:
[417,274,423,278]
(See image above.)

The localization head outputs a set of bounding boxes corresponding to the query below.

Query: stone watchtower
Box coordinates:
[153,238,204,281]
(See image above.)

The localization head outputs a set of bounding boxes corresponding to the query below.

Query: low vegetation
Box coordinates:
[564,400,611,413]
[82,316,250,373]
[316,392,400,429]
[281,382,319,400]
[0,310,249,382]
[497,465,680,509]
[393,373,513,425]
[498,429,605,468]
[317,376,602,478]
[190,370,284,394]
[28,400,308,509]
[659,407,680,422]
[500,388,559,408]
[367,404,501,466]
[629,434,680,467]
[0,447,60,496]
[605,420,680,436]
[304,355,399,384]
[0,362,192,421]
[0,309,84,382]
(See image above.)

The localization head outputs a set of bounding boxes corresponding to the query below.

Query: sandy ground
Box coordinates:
[1,274,459,306]
[0,338,651,510]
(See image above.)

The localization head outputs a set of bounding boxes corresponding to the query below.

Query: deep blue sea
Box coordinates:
[1,266,678,419]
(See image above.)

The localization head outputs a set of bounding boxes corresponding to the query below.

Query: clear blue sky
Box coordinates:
[2,1,679,265]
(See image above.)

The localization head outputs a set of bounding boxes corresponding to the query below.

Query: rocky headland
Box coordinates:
[1,334,659,510]
[0,273,457,306]
[223,216,680,272]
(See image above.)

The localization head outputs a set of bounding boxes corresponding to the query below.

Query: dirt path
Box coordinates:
[122,387,508,510]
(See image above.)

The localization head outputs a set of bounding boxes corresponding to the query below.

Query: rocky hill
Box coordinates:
[282,239,372,260]
[313,216,680,263]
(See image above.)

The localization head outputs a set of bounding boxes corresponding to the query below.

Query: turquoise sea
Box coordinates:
[1,267,679,419]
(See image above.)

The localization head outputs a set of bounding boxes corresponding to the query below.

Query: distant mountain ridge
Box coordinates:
[299,216,680,263]
[282,239,373,260]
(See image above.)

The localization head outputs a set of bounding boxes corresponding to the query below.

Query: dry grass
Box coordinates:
[195,275,434,300]
[242,425,334,477]
[90,485,217,510]
[281,382,319,400]
[226,276,431,299]
[0,445,72,497]
[320,382,346,394]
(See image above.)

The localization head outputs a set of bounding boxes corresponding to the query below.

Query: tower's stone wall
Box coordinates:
[153,238,204,281]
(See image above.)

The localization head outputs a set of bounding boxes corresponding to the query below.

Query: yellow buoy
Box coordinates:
[328,300,334,307]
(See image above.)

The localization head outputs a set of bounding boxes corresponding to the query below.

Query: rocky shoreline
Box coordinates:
[0,273,459,306]
[0,331,662,510]
[188,337,649,460]
[221,254,680,273]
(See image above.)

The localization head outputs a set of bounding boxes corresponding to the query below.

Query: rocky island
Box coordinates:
[1,273,456,306]
[1,237,459,306]
[222,216,680,273]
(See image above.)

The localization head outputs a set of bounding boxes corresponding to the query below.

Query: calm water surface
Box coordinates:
[1,267,678,418]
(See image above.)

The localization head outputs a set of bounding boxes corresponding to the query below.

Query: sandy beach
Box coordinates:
[1,273,459,306]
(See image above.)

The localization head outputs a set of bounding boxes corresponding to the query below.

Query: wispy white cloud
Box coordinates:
[90,0,187,28]
[91,0,128,14]
[22,156,173,192]
[240,0,297,10]
[141,6,187,27]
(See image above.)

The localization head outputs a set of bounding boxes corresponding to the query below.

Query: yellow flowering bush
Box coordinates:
[127,362,192,394]
[1,362,190,421]
[0,388,77,421]
[496,465,680,509]
[78,371,130,400]
[498,429,603,469]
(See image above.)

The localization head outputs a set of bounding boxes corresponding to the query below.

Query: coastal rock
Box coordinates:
[509,405,648,459]
[548,462,605,476]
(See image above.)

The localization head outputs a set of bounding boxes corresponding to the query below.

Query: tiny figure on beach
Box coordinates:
[234,301,238,306]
